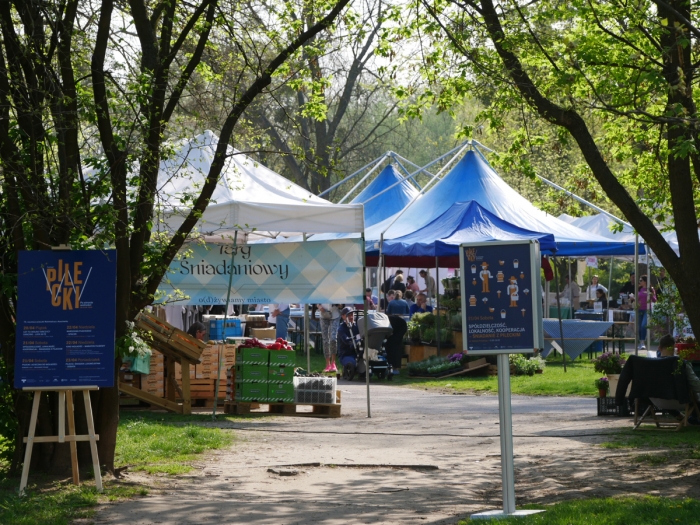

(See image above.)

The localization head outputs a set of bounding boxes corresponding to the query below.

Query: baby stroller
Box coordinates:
[345,311,394,380]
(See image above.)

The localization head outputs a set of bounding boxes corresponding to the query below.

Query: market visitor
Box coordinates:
[381,290,395,311]
[386,290,410,315]
[410,293,433,317]
[618,272,636,297]
[337,307,361,379]
[637,275,656,350]
[392,274,406,294]
[658,334,700,403]
[406,275,420,293]
[585,275,607,306]
[187,322,206,341]
[318,304,340,372]
[381,269,403,294]
[364,288,378,309]
[419,269,436,298]
[269,303,291,340]
[404,290,415,309]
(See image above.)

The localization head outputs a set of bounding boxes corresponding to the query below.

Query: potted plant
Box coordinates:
[594,377,609,398]
[675,335,700,361]
[594,352,627,397]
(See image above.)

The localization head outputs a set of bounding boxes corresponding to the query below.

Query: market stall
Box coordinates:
[119,131,367,416]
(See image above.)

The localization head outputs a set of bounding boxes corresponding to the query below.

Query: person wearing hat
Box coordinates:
[479,261,492,293]
[337,307,361,380]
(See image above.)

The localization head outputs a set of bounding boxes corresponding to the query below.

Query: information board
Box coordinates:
[460,241,543,355]
[15,250,117,388]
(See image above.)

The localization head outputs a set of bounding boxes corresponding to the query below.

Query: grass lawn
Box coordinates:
[116,411,234,474]
[458,496,700,523]
[299,347,603,397]
[0,410,234,525]
[601,425,700,465]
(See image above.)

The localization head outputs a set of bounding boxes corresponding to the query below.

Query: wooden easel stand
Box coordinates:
[19,387,103,495]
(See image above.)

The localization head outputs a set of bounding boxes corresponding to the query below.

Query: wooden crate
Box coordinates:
[135,311,206,362]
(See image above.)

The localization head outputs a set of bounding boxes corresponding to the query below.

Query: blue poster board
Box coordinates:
[460,241,543,355]
[15,250,117,388]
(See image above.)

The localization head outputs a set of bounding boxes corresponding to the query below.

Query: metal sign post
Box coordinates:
[460,240,545,520]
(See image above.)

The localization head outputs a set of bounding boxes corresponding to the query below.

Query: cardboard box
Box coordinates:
[251,327,276,340]
[268,366,294,383]
[235,382,267,402]
[236,364,268,382]
[267,382,294,403]
[269,350,295,366]
[235,347,269,365]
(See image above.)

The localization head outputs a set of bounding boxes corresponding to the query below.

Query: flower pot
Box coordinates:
[606,373,632,397]
[675,342,700,360]
[598,388,608,398]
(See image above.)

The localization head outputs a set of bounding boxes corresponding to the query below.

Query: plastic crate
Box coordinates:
[293,376,336,391]
[597,396,631,417]
[208,318,242,340]
[295,390,335,404]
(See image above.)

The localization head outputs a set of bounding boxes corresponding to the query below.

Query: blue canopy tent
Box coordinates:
[366,200,556,267]
[350,164,419,227]
[365,150,640,258]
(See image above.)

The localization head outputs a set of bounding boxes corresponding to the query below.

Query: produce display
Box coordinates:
[237,337,293,351]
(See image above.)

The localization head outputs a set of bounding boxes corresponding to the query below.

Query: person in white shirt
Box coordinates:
[585,275,608,306]
[419,269,436,298]
[269,303,290,340]
[555,276,581,308]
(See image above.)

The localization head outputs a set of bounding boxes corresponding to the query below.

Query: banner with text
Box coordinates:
[460,241,542,355]
[159,239,364,305]
[15,250,117,389]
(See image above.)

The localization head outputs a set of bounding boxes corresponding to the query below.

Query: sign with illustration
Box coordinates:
[158,239,364,305]
[460,241,543,355]
[15,250,117,388]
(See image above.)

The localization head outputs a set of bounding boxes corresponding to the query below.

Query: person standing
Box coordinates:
[618,272,636,296]
[364,288,378,309]
[337,307,361,380]
[555,275,581,309]
[637,275,656,350]
[392,274,406,294]
[585,275,607,305]
[406,276,420,293]
[419,269,436,298]
[317,304,340,372]
[270,303,290,340]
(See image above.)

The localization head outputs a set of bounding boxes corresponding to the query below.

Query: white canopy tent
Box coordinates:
[154,131,364,241]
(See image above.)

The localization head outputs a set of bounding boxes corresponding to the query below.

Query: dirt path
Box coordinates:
[94,383,700,524]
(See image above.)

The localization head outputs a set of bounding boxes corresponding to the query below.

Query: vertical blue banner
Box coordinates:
[15,250,117,388]
[460,241,541,354]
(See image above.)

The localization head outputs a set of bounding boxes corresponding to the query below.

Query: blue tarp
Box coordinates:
[351,164,419,227]
[366,150,639,256]
[367,201,555,266]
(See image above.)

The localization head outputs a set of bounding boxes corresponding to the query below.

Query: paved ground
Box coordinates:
[94,382,666,524]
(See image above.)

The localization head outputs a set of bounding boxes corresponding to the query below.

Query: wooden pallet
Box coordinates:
[223,400,341,418]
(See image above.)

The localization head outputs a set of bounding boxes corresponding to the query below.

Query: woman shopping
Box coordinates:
[317,303,341,372]
[637,275,656,350]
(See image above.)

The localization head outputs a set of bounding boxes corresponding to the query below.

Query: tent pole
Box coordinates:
[303,234,311,372]
[213,230,238,419]
[634,234,639,355]
[380,233,386,312]
[553,258,567,372]
[608,257,613,322]
[318,153,388,198]
[338,153,389,204]
[436,257,440,356]
[362,233,371,418]
[568,259,573,316]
